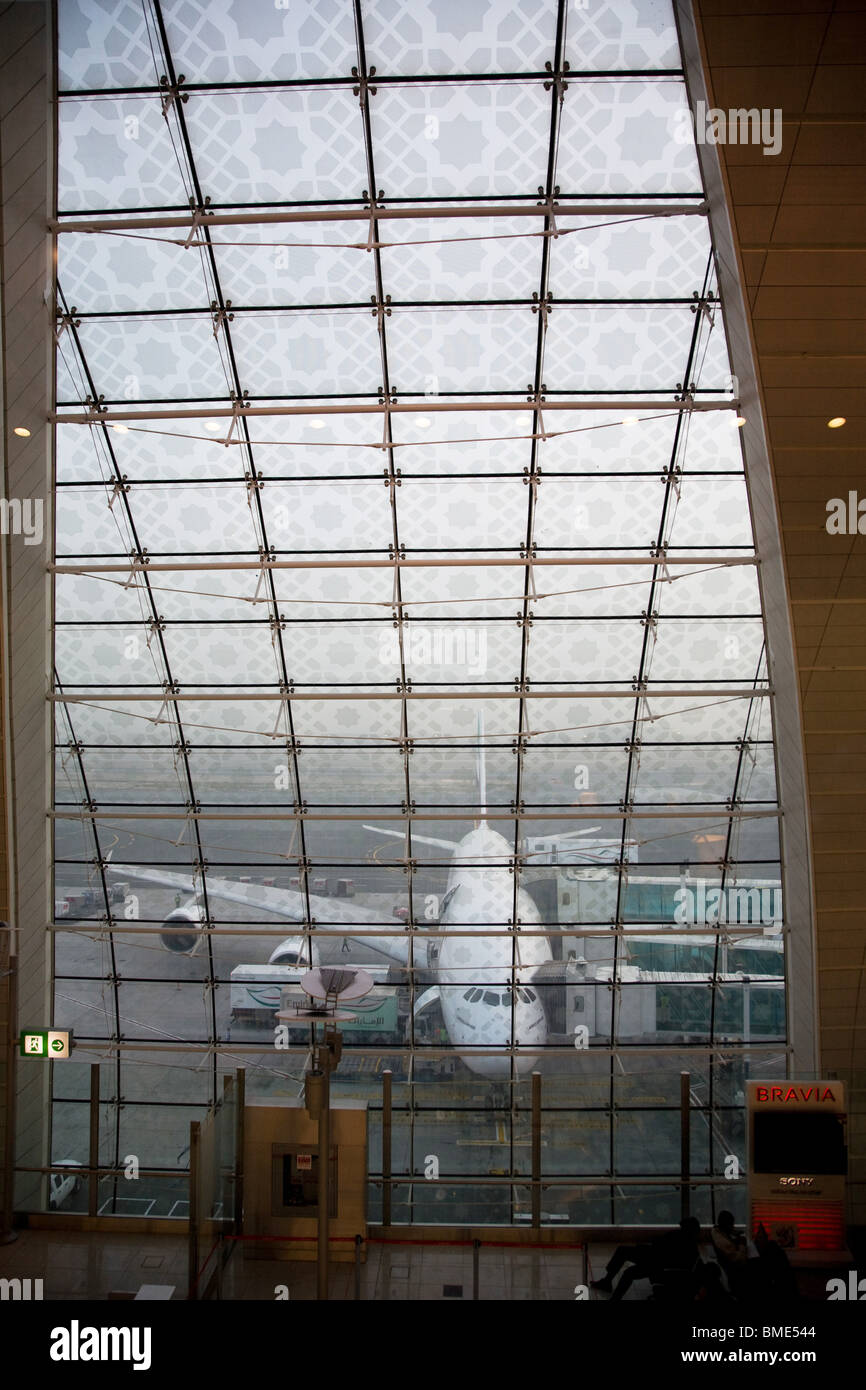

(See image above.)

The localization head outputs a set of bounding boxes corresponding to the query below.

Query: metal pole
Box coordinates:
[50,395,734,427]
[354,1234,362,1301]
[382,1069,392,1228]
[1,950,17,1242]
[50,200,708,236]
[472,1239,480,1300]
[317,1035,331,1302]
[46,920,784,940]
[531,1070,542,1229]
[234,1068,245,1237]
[680,1070,691,1220]
[188,1119,200,1301]
[50,554,752,575]
[88,1063,99,1217]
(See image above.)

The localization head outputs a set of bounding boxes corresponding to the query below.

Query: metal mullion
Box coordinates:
[607,253,716,1176]
[52,738,772,752]
[53,687,122,1171]
[350,0,417,1042]
[59,68,685,99]
[708,646,773,1142]
[613,255,715,912]
[54,399,737,422]
[53,198,708,234]
[55,470,748,485]
[56,384,730,401]
[231,430,313,938]
[56,545,752,556]
[48,1040,786,1057]
[51,810,780,830]
[510,0,568,1070]
[51,555,758,572]
[51,612,767,625]
[50,923,785,940]
[77,0,223,1101]
[153,0,315,976]
[53,796,775,812]
[50,688,773,702]
[65,296,699,321]
[612,410,703,1176]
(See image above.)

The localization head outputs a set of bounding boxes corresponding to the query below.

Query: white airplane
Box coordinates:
[106,729,602,1078]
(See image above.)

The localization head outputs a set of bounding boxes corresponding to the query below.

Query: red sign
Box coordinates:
[296,1153,312,1171]
[755,1086,837,1104]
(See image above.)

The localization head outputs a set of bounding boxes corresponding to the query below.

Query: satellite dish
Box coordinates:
[302,967,374,1003]
[276,966,375,1023]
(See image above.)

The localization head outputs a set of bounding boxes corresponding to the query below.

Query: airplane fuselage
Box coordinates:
[435,825,551,1077]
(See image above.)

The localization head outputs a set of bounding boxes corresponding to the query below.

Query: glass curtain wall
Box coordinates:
[51,0,785,1225]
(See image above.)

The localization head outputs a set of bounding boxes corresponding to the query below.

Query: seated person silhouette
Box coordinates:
[591,1218,702,1301]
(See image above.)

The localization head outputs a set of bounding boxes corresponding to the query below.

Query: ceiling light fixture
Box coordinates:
[308,419,326,430]
[827,417,846,429]
[735,416,746,427]
[204,420,222,431]
[111,423,129,433]
[13,426,31,437]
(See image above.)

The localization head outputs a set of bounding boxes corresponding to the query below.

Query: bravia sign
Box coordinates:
[749,1082,843,1108]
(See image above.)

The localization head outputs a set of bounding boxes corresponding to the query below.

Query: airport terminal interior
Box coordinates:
[0,0,864,1303]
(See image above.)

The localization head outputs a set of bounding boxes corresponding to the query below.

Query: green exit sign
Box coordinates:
[19,1030,72,1059]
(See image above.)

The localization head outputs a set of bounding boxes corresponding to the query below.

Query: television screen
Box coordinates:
[753,1112,847,1175]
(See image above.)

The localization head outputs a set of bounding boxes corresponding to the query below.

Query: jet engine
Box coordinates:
[160,898,204,955]
[268,935,318,968]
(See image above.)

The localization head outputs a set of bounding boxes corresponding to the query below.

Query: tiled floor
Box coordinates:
[223,1240,594,1300]
[4,1231,827,1302]
[0,1229,188,1300]
[0,1228,600,1300]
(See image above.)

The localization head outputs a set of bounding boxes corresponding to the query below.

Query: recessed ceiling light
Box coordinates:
[827,417,846,429]
[203,420,222,432]
[13,426,30,437]
[111,423,129,433]
[735,416,747,427]
[308,419,326,430]
[621,417,638,428]
[415,416,432,429]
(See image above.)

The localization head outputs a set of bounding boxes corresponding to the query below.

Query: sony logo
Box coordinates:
[755,1086,837,1104]
[779,1177,814,1187]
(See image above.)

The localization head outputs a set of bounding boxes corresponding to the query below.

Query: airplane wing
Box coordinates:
[362,824,459,853]
[107,862,426,968]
